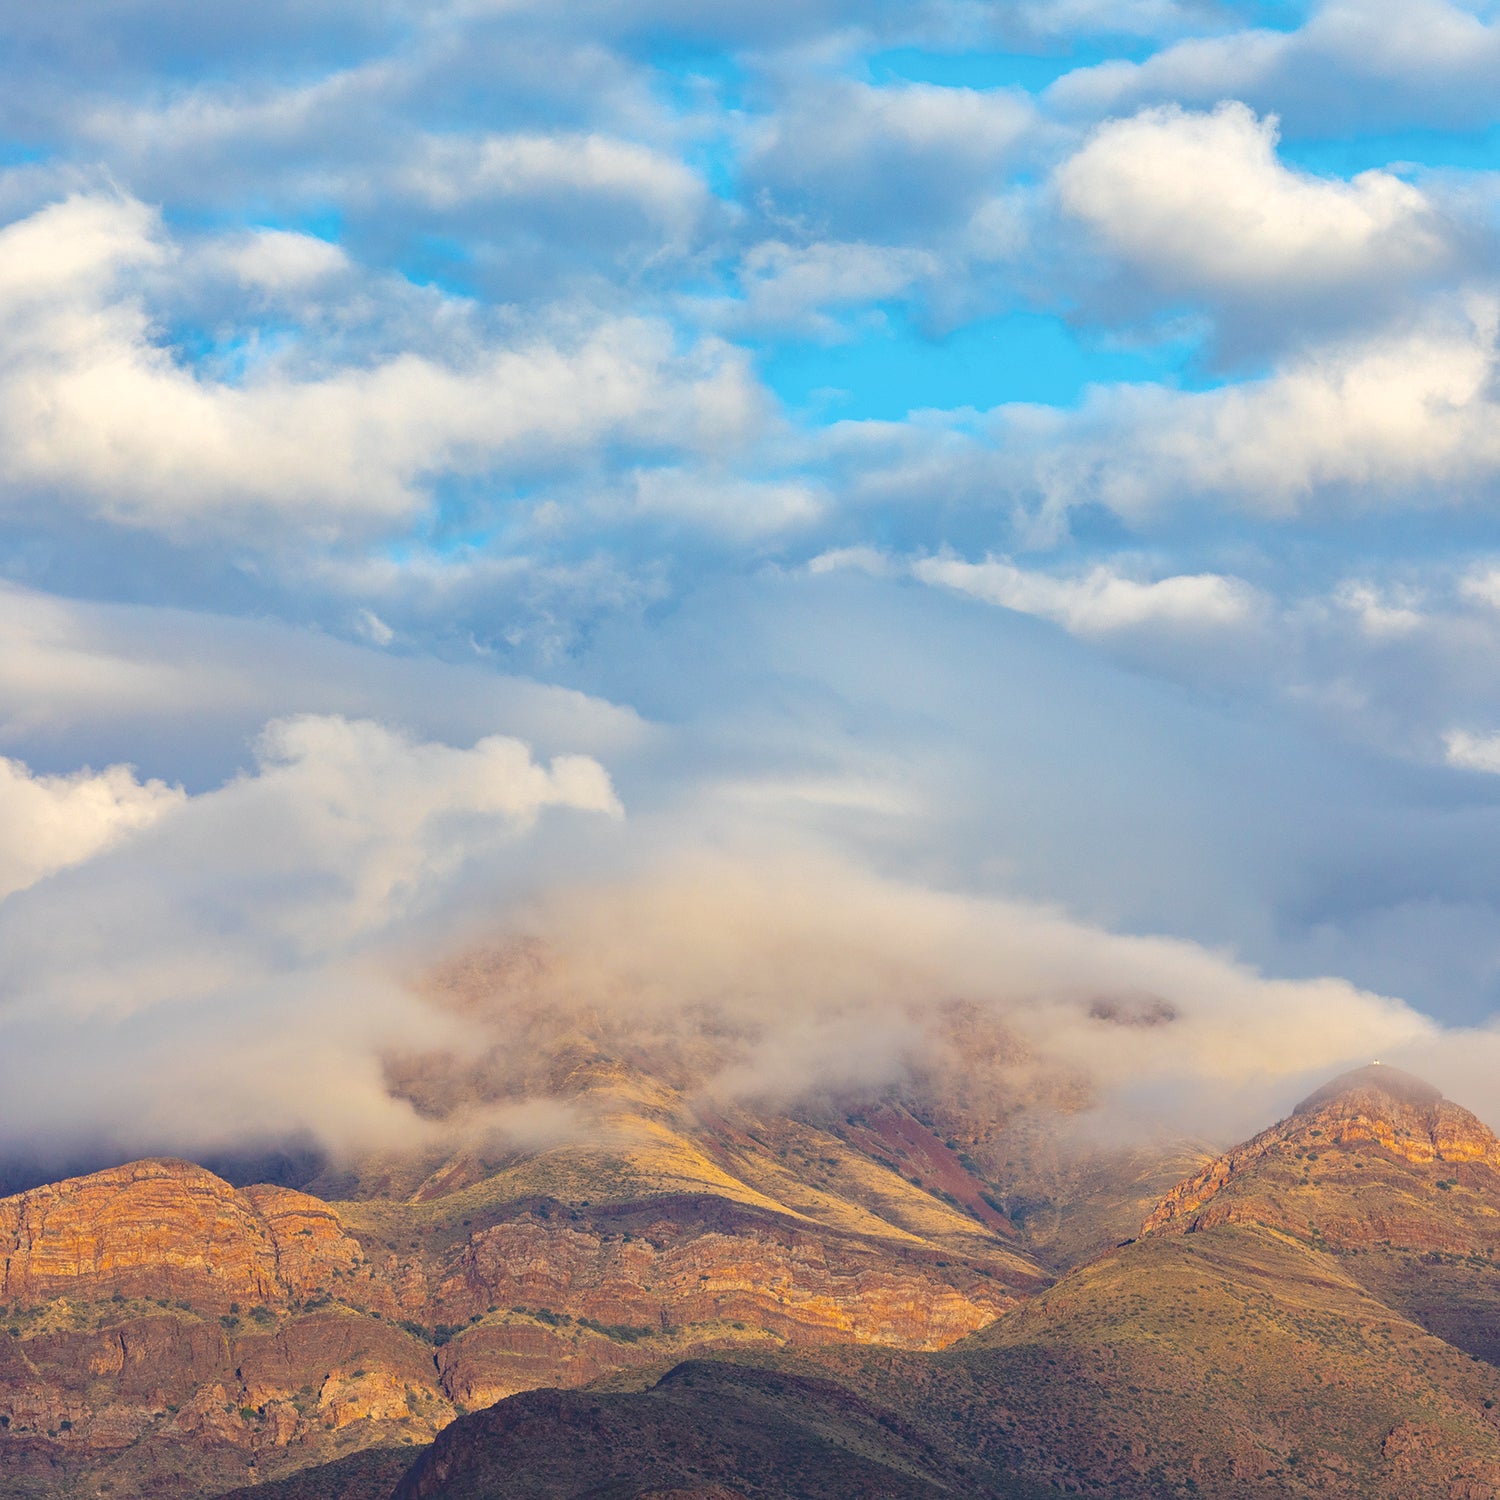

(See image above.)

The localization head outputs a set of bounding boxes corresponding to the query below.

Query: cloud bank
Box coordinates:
[0,0,1498,1171]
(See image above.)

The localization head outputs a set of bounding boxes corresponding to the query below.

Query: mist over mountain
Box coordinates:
[5,0,1500,1495]
[7,1057,1500,1498]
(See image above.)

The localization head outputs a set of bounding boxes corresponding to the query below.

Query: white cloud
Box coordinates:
[627,468,828,537]
[1460,566,1500,611]
[806,545,894,578]
[1056,102,1445,299]
[436,851,1434,1134]
[0,715,623,1153]
[0,195,764,537]
[1048,0,1500,132]
[1333,580,1426,639]
[400,131,707,238]
[0,757,184,902]
[210,227,350,291]
[996,297,1500,525]
[2,715,621,1004]
[915,555,1260,635]
[731,239,938,334]
[1444,728,1500,774]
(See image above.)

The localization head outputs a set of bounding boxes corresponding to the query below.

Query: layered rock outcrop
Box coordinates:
[0,1159,361,1307]
[0,1112,1047,1497]
[1142,1064,1500,1246]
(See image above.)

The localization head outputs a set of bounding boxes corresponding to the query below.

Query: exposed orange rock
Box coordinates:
[0,1159,364,1308]
[1143,1065,1500,1245]
[0,1136,1039,1496]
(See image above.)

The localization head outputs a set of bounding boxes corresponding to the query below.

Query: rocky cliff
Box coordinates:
[0,1086,1053,1497]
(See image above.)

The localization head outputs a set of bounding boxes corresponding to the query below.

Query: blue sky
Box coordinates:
[3,0,1500,1158]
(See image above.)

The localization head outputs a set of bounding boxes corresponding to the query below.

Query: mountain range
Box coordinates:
[4,1060,1500,1498]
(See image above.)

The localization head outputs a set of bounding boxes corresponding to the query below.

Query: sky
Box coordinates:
[4,0,1500,1164]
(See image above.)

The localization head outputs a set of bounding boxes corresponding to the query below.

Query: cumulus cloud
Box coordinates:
[745,80,1034,240]
[0,757,183,901]
[1056,102,1447,303]
[993,297,1500,526]
[0,194,763,538]
[205,227,351,292]
[0,715,622,1156]
[1049,0,1500,134]
[915,554,1260,636]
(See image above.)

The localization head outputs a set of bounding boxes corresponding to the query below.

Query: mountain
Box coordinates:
[0,1051,1069,1499]
[1143,1062,1500,1363]
[11,1057,1500,1500]
[360,1064,1500,1500]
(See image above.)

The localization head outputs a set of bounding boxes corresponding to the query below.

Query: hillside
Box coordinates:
[367,1065,1500,1500]
[12,1057,1500,1499]
[1142,1062,1500,1362]
[0,1051,1067,1498]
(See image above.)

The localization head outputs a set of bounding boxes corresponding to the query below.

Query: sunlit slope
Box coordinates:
[0,1061,1054,1499]
[1145,1063,1500,1363]
[940,1224,1500,1497]
[363,1065,1500,1500]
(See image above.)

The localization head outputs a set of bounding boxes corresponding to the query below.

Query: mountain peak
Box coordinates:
[1293,1063,1443,1118]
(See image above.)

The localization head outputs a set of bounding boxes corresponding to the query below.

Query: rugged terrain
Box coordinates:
[9,1060,1500,1499]
[0,1043,1077,1499]
[316,1063,1500,1500]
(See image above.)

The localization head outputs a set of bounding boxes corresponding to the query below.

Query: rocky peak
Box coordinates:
[1141,1065,1500,1240]
[1294,1063,1444,1117]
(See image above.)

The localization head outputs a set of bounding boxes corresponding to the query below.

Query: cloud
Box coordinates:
[1444,729,1500,774]
[5,0,1500,1169]
[914,555,1260,636]
[1055,103,1447,303]
[0,194,764,539]
[0,757,183,901]
[1048,0,1500,134]
[991,296,1500,527]
[398,131,708,238]
[994,0,1230,44]
[0,715,622,1157]
[744,80,1034,241]
[384,850,1440,1147]
[205,227,351,292]
[0,581,649,790]
[1332,580,1427,640]
[727,239,939,334]
[626,467,828,537]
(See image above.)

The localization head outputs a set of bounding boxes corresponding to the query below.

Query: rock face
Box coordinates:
[0,1159,360,1307]
[1142,1064,1500,1260]
[0,1087,1053,1498]
[374,1066,1500,1500]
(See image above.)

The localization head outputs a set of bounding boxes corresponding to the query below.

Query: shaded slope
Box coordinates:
[937,1224,1500,1497]
[389,1359,1046,1500]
